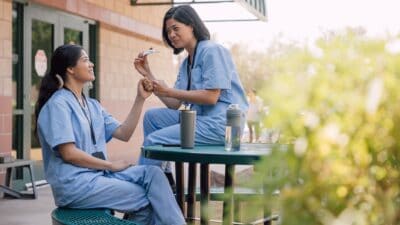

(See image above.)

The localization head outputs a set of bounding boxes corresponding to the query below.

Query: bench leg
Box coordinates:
[2,167,20,198]
[0,185,22,198]
[175,162,185,213]
[28,163,38,199]
[1,164,37,199]
[200,163,209,225]
[5,167,12,187]
[187,163,197,224]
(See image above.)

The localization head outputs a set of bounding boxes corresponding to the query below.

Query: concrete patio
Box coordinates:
[0,165,255,225]
[0,185,54,225]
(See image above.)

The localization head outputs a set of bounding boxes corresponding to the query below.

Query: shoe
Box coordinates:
[164,172,177,194]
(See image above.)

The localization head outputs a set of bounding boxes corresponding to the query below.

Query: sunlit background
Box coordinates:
[203,0,400,49]
[191,1,400,225]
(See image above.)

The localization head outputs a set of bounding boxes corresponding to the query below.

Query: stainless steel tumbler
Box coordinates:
[225,104,242,151]
[180,110,196,149]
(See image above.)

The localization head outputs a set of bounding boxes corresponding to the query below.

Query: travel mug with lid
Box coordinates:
[225,104,242,151]
[180,110,196,149]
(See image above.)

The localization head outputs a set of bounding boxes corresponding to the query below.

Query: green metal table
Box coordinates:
[142,144,280,225]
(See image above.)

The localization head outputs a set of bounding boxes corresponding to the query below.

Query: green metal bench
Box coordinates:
[0,159,37,199]
[51,208,139,225]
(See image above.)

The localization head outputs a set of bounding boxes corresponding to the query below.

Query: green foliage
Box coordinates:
[234,29,400,225]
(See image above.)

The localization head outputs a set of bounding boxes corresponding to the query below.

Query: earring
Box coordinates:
[55,74,64,89]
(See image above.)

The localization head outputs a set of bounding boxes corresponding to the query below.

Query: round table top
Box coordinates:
[142,143,288,165]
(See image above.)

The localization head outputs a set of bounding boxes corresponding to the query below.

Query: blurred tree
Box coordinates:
[235,28,400,225]
[230,43,271,91]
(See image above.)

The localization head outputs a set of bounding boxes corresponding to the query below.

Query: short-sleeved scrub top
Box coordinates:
[173,40,249,138]
[141,40,248,150]
[37,89,120,206]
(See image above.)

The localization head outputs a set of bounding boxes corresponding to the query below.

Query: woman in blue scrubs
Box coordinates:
[35,44,185,225]
[134,5,248,180]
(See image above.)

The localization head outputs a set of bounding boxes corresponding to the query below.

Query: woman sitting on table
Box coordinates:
[35,44,185,225]
[134,5,248,181]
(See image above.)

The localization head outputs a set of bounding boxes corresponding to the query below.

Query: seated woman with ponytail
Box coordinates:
[35,44,185,225]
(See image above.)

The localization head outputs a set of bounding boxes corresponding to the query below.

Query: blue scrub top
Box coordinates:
[174,40,248,122]
[37,89,120,206]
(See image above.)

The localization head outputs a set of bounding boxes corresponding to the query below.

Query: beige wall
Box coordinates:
[0,0,12,158]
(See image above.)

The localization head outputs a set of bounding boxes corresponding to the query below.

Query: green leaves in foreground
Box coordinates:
[235,29,400,225]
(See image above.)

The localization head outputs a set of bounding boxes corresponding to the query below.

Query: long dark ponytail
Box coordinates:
[35,44,83,123]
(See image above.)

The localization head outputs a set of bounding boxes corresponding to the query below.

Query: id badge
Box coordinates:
[92,151,106,160]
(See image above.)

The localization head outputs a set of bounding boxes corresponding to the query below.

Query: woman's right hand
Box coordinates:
[134,53,152,78]
[137,78,153,100]
[152,80,171,97]
[108,160,132,172]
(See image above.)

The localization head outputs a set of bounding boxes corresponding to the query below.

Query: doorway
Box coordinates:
[12,3,92,182]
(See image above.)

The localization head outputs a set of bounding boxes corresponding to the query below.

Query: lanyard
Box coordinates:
[184,42,199,109]
[186,42,199,91]
[64,87,97,146]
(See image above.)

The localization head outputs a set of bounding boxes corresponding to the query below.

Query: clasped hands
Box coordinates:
[135,52,171,97]
[141,78,170,97]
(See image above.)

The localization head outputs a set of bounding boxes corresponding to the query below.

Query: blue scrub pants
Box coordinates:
[139,108,225,171]
[65,165,185,225]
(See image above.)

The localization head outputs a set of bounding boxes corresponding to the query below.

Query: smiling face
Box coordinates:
[165,18,196,50]
[67,50,95,83]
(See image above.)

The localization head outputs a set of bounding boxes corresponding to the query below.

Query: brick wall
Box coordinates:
[1,0,179,165]
[98,25,178,164]
[32,0,166,43]
[90,1,177,163]
[85,0,168,28]
[0,0,13,159]
[0,0,12,181]
[31,0,177,164]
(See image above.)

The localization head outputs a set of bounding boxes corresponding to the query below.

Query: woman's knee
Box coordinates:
[143,132,157,146]
[145,165,165,180]
[143,108,161,125]
[146,165,164,175]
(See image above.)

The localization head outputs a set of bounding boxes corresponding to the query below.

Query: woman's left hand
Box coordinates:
[152,80,171,97]
[137,78,153,99]
[108,160,133,172]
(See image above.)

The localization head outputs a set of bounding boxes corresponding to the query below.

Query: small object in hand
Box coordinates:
[142,48,159,56]
[142,77,154,92]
